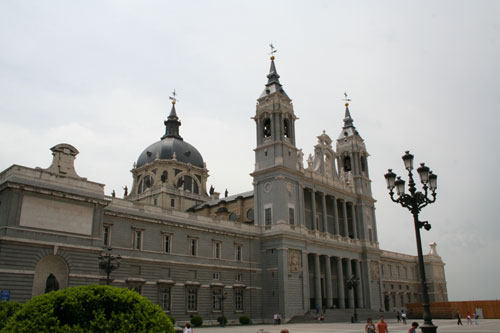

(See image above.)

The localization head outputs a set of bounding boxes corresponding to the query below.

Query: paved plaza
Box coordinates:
[188,319,500,333]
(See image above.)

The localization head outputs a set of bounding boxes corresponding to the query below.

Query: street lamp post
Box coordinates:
[219,292,227,327]
[346,275,359,323]
[98,247,121,285]
[384,151,438,333]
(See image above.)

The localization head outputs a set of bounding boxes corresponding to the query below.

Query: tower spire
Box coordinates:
[259,44,288,98]
[339,92,360,138]
[162,90,183,140]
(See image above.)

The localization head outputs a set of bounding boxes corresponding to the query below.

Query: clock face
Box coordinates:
[264,182,272,193]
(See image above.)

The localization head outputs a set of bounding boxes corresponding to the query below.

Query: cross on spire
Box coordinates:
[342,92,351,103]
[269,43,277,60]
[169,89,179,104]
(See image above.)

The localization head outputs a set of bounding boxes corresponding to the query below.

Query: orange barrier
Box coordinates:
[406,300,500,319]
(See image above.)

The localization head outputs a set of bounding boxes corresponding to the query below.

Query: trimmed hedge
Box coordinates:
[190,315,203,327]
[239,315,251,325]
[0,285,174,333]
[0,301,23,330]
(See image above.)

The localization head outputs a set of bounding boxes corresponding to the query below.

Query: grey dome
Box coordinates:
[137,137,204,168]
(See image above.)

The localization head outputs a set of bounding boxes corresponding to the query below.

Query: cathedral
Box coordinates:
[0,55,447,324]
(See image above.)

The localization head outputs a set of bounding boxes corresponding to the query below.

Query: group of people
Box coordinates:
[365,316,419,333]
[457,311,480,325]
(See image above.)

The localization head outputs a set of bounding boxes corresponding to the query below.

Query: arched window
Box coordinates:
[161,170,168,183]
[139,175,154,193]
[343,156,351,172]
[283,118,290,138]
[263,118,271,138]
[246,208,254,221]
[179,175,200,194]
[229,213,238,221]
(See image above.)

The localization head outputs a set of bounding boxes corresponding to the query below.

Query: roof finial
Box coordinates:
[269,43,277,60]
[342,92,351,107]
[169,89,179,105]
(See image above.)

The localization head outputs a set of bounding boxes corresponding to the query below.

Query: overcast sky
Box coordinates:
[1,1,499,302]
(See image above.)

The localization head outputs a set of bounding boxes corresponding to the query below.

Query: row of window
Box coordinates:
[381,264,415,279]
[103,226,243,261]
[137,172,202,195]
[128,286,244,313]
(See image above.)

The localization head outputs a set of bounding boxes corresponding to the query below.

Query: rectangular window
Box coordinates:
[133,229,143,250]
[368,228,373,242]
[212,288,222,311]
[235,244,242,261]
[103,225,111,246]
[170,199,175,208]
[235,289,243,311]
[160,287,171,312]
[212,273,220,280]
[163,234,171,253]
[265,207,272,225]
[236,274,242,282]
[189,238,197,256]
[288,207,295,225]
[213,241,221,259]
[187,288,198,312]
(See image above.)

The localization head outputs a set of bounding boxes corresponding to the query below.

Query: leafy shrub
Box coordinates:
[217,316,227,325]
[190,315,203,327]
[1,285,174,333]
[239,315,251,325]
[167,314,176,325]
[0,301,23,330]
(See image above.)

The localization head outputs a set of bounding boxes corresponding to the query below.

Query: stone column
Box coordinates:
[299,185,306,228]
[302,251,310,310]
[324,256,333,308]
[336,257,345,309]
[345,259,355,308]
[333,196,340,235]
[314,254,322,310]
[351,203,358,239]
[278,248,288,315]
[342,200,348,237]
[354,260,364,308]
[321,192,328,233]
[311,190,317,230]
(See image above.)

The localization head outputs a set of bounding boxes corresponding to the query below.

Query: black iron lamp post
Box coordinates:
[384,151,438,333]
[219,292,227,327]
[98,247,121,285]
[346,274,360,323]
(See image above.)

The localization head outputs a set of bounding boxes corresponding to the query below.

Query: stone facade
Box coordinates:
[0,58,447,324]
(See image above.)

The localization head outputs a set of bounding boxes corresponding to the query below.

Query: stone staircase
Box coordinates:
[288,309,395,324]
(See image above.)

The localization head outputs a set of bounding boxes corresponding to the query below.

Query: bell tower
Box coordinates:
[253,51,298,172]
[252,50,301,228]
[336,97,373,198]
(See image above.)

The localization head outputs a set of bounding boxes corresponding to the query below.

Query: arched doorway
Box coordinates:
[32,255,69,296]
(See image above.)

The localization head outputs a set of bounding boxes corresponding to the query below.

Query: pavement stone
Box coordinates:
[187,319,500,333]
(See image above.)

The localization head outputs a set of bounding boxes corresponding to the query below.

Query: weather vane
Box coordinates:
[169,89,179,104]
[269,43,277,59]
[342,92,351,102]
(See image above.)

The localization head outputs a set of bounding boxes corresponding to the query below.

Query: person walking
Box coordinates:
[457,312,463,325]
[183,323,192,333]
[377,316,389,333]
[396,311,401,323]
[401,311,407,325]
[474,313,479,325]
[365,318,376,333]
[408,322,419,333]
[467,312,472,325]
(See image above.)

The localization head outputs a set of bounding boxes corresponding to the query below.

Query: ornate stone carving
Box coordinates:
[288,250,302,273]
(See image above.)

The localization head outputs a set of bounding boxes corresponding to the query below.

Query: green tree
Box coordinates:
[1,285,174,333]
[0,301,23,330]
